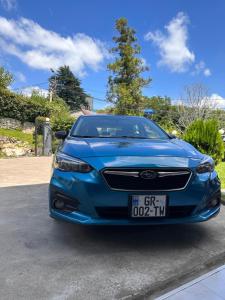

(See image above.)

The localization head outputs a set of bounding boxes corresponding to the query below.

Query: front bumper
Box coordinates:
[49,164,221,225]
[50,205,220,225]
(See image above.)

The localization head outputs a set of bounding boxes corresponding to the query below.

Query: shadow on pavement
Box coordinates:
[53,219,209,253]
[0,183,210,254]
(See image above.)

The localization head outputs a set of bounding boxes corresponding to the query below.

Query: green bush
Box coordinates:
[183,119,224,164]
[0,89,71,123]
[29,94,70,118]
[51,115,75,132]
[0,89,51,122]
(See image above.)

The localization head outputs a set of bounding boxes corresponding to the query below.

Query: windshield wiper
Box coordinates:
[72,135,149,139]
[72,135,99,138]
[118,136,149,139]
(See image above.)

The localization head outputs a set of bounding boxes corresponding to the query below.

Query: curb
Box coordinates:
[128,250,225,300]
[155,264,225,300]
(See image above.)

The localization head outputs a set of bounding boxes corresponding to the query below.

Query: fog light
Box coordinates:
[207,194,220,209]
[52,192,80,212]
[211,198,219,207]
[54,199,65,209]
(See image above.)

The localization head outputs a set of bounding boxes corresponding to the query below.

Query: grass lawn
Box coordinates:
[0,128,33,146]
[215,161,225,189]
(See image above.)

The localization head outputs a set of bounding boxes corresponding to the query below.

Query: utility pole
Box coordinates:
[49,69,57,102]
[49,90,53,102]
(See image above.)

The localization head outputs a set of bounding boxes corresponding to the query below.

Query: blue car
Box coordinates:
[49,115,221,225]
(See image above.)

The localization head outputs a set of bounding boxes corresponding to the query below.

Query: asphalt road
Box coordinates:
[1,157,225,300]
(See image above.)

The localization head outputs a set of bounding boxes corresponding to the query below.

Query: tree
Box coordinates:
[177,83,215,131]
[107,18,151,115]
[0,66,13,90]
[144,96,170,120]
[49,66,87,111]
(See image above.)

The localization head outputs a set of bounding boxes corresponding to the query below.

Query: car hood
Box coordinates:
[61,137,203,160]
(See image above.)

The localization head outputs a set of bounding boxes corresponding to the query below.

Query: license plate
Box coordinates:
[131,195,167,217]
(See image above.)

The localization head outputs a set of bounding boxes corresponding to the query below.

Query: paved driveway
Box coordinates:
[0,157,225,300]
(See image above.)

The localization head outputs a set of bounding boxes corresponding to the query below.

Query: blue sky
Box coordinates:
[0,0,225,109]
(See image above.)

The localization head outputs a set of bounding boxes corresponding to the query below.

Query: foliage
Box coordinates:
[215,162,225,189]
[0,128,33,146]
[49,66,88,111]
[0,89,50,122]
[0,66,14,90]
[0,88,70,123]
[96,106,115,114]
[210,109,225,129]
[107,18,151,115]
[183,119,224,164]
[30,93,70,118]
[51,115,75,132]
[144,96,176,128]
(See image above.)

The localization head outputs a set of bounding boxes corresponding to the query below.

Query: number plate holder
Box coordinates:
[130,195,168,218]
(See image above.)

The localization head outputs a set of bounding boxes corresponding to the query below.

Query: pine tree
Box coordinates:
[107,18,151,115]
[49,66,87,111]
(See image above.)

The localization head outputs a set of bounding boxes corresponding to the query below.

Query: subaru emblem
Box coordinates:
[140,170,157,180]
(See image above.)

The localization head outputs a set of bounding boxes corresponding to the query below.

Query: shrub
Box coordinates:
[183,119,224,164]
[0,89,71,123]
[51,115,75,132]
[0,89,50,122]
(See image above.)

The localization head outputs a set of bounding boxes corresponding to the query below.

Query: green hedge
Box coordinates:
[183,119,224,164]
[0,89,51,122]
[0,89,71,123]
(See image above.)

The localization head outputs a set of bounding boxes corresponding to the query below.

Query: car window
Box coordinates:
[71,116,169,139]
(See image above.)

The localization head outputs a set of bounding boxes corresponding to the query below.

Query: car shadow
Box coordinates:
[0,183,213,255]
[52,216,210,254]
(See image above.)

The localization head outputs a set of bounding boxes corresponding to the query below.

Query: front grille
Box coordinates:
[95,206,196,219]
[102,168,192,191]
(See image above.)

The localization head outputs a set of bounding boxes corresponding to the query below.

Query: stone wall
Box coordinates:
[0,118,35,133]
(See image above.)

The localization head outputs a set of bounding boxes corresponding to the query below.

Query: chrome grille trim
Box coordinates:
[101,168,193,191]
[157,171,190,177]
[103,170,190,178]
[104,170,139,177]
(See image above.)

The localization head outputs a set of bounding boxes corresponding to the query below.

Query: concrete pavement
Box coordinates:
[1,157,225,299]
[0,156,52,187]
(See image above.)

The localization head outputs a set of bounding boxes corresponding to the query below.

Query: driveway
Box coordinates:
[0,157,225,299]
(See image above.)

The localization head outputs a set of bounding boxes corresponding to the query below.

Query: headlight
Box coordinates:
[196,158,215,174]
[54,152,92,173]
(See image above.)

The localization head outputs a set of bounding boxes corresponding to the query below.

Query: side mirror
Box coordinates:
[55,131,68,140]
[169,134,177,139]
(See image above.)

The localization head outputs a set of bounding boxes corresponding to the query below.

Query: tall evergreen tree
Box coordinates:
[49,66,87,111]
[107,18,151,115]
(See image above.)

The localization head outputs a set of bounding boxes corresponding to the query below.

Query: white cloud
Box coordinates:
[144,12,195,72]
[19,86,49,98]
[192,61,211,77]
[204,68,211,77]
[15,71,26,82]
[210,93,225,109]
[0,17,108,76]
[0,0,17,11]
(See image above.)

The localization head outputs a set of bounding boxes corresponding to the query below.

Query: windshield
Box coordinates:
[71,116,169,139]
